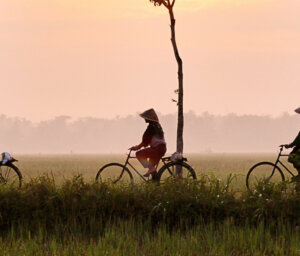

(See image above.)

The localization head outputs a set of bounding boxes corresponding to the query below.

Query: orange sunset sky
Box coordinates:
[1,0,299,122]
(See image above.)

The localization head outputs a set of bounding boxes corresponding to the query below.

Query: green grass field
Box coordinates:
[1,220,300,256]
[1,154,299,255]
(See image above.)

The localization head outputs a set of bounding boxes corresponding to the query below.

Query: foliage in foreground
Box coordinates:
[1,220,300,256]
[0,174,299,236]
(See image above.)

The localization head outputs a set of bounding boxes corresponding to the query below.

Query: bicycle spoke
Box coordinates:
[4,166,11,181]
[0,172,6,184]
[113,171,125,184]
[0,165,21,186]
[170,165,175,176]
[0,167,7,184]
[163,166,175,180]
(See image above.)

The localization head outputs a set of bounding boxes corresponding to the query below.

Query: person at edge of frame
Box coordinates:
[284,107,300,189]
[130,108,167,178]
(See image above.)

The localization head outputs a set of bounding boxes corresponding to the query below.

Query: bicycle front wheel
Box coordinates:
[157,161,197,183]
[246,162,285,190]
[0,163,22,187]
[95,163,133,184]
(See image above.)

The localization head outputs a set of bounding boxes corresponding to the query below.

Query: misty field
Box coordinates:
[15,153,294,190]
[1,153,299,255]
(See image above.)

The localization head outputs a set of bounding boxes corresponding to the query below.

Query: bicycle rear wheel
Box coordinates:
[95,163,133,184]
[0,163,22,187]
[246,162,285,190]
[157,161,196,183]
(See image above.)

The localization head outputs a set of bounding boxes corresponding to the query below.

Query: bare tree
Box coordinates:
[149,0,184,172]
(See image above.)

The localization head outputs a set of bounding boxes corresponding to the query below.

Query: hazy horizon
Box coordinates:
[1,110,299,124]
[1,112,299,154]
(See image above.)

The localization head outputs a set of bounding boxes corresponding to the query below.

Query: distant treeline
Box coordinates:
[0,112,299,153]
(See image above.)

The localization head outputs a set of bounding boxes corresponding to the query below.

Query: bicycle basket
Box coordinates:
[171,152,183,162]
[1,152,16,165]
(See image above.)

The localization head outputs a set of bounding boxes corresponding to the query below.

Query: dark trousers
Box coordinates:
[136,144,167,169]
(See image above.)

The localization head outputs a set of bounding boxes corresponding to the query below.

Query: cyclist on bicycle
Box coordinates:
[284,107,300,180]
[130,108,167,177]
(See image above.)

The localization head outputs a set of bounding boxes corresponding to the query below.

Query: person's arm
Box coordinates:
[130,125,153,151]
[285,132,300,148]
[130,142,144,151]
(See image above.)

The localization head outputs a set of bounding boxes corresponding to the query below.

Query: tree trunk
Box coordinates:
[168,8,184,176]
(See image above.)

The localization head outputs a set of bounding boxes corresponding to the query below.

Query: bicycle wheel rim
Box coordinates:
[159,162,196,183]
[0,165,22,187]
[246,162,284,190]
[96,163,133,184]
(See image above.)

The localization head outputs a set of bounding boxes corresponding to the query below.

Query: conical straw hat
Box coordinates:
[139,108,159,123]
[295,107,300,114]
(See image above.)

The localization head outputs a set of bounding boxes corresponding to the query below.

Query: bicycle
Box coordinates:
[95,149,197,184]
[246,145,296,189]
[0,157,22,187]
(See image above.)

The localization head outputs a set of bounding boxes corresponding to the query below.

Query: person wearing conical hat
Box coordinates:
[130,108,167,177]
[284,107,300,187]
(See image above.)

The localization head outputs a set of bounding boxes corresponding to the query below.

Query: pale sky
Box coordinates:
[0,0,299,122]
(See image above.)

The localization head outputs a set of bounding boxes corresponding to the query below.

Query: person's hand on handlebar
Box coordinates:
[129,145,139,151]
[129,143,143,151]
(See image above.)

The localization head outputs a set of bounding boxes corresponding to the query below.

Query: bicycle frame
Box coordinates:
[272,146,296,178]
[119,150,171,183]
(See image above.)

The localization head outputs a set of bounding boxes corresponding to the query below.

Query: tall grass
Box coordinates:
[1,175,300,255]
[1,220,299,256]
[0,174,299,236]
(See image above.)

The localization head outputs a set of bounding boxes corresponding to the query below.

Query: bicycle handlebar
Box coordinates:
[278,145,292,156]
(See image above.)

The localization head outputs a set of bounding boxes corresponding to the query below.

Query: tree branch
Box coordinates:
[171,0,175,7]
[149,0,169,8]
[162,1,169,8]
